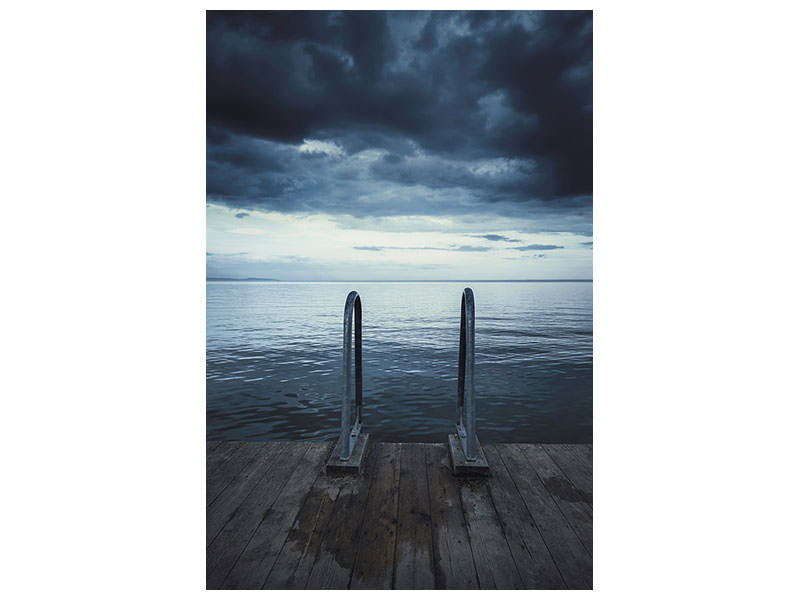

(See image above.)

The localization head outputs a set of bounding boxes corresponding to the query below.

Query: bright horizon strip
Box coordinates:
[206,204,592,281]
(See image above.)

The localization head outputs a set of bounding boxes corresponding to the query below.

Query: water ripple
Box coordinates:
[207,281,592,443]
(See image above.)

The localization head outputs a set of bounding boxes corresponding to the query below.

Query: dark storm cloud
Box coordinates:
[452,245,491,252]
[207,10,591,227]
[477,234,522,242]
[235,212,250,218]
[513,244,564,251]
[353,244,490,252]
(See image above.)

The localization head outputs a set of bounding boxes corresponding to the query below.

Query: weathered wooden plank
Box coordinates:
[262,464,345,589]
[207,443,284,546]
[303,447,375,589]
[459,477,524,589]
[394,443,435,589]
[206,441,243,480]
[207,442,592,591]
[517,444,592,555]
[568,443,592,468]
[206,442,312,589]
[542,445,593,505]
[426,444,478,589]
[206,442,269,507]
[531,446,592,508]
[349,443,401,590]
[221,442,332,589]
[482,445,565,589]
[497,445,592,590]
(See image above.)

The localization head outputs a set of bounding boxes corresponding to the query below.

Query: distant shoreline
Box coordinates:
[207,277,279,282]
[207,278,592,283]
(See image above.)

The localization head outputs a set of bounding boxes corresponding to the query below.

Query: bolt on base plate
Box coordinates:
[326,432,370,475]
[448,433,490,477]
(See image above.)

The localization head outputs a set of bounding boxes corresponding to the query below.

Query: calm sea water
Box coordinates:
[207,281,592,443]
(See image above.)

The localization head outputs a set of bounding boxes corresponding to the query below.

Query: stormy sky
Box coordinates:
[206,10,592,280]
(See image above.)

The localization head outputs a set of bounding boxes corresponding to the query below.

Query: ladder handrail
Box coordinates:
[339,290,363,460]
[456,287,477,461]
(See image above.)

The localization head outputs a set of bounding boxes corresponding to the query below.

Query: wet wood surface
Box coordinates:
[207,440,592,589]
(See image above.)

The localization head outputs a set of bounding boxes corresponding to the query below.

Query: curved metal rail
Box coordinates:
[339,290,363,460]
[456,287,478,461]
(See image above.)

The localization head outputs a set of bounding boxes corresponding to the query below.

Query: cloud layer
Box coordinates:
[206,10,592,234]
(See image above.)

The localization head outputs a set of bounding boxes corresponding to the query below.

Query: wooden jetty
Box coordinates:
[207,440,592,589]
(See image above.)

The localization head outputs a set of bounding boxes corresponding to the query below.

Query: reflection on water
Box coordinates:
[207,281,592,443]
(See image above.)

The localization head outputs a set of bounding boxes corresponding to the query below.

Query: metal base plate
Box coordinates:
[448,434,490,477]
[326,433,370,475]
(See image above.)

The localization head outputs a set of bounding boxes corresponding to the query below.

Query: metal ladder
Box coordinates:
[337,290,363,461]
[456,287,478,461]
[328,287,488,475]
